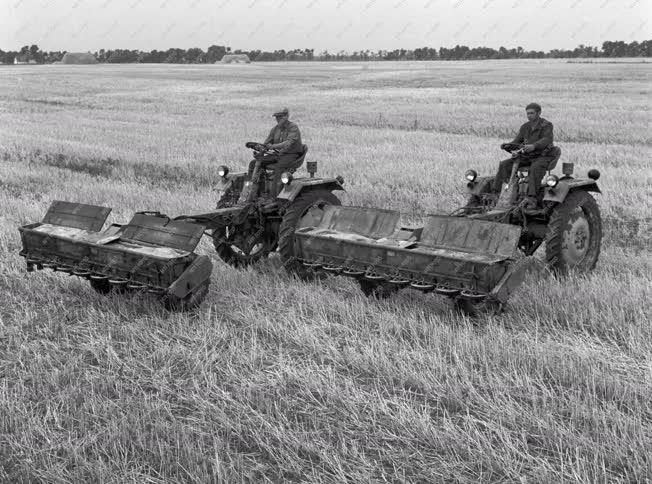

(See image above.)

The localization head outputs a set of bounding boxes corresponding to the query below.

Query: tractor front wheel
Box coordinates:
[545,191,602,275]
[278,189,341,279]
[212,225,271,268]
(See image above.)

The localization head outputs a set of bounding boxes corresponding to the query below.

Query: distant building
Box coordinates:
[219,54,251,64]
[61,52,98,64]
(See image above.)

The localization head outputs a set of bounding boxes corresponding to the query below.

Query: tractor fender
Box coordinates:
[277,177,345,202]
[543,179,601,204]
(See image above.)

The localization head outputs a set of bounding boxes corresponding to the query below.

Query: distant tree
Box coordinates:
[106,49,138,63]
[4,39,651,65]
[185,47,204,63]
[29,44,43,62]
[205,45,227,63]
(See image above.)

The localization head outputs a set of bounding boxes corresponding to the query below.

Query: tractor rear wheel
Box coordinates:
[278,189,341,279]
[545,191,601,275]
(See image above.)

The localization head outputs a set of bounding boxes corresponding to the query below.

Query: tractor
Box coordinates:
[460,144,602,274]
[291,144,602,315]
[174,142,344,272]
[17,143,344,309]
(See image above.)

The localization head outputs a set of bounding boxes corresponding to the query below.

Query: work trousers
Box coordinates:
[495,156,553,196]
[248,153,301,187]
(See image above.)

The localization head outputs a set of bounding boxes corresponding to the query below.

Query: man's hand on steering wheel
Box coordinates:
[522,144,535,153]
[245,141,278,154]
[501,142,521,152]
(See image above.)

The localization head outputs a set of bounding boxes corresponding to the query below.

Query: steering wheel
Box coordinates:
[245,141,278,154]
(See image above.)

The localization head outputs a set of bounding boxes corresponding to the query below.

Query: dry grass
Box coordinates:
[0,60,650,482]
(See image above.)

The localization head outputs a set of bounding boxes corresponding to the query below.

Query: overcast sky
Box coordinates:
[2,0,650,53]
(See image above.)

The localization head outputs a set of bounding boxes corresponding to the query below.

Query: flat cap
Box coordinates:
[273,107,289,117]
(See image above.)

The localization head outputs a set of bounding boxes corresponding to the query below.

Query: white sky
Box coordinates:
[1,0,651,53]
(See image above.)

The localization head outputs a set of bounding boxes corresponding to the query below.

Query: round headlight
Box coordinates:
[218,165,229,177]
[280,172,293,185]
[545,174,559,187]
[588,169,600,180]
[465,169,477,182]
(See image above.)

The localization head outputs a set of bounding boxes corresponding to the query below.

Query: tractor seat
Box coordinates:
[290,145,308,173]
[261,145,308,180]
[547,146,561,172]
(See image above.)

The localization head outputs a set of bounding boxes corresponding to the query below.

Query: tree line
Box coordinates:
[2,40,650,64]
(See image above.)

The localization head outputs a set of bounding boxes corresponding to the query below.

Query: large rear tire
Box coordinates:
[278,189,341,279]
[545,191,601,275]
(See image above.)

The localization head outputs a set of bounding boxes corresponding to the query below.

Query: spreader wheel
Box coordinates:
[545,191,602,275]
[89,278,131,295]
[453,297,503,317]
[358,279,399,300]
[89,278,111,294]
[278,189,341,280]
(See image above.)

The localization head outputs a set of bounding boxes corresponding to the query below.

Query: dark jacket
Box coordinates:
[264,121,303,154]
[510,117,554,155]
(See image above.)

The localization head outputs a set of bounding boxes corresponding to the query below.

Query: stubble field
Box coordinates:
[0,60,650,482]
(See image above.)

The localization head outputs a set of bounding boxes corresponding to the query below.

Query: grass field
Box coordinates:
[1,60,650,482]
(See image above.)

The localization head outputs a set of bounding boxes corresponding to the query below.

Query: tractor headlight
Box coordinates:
[545,174,559,187]
[588,169,600,180]
[465,170,477,182]
[280,172,293,185]
[218,165,229,177]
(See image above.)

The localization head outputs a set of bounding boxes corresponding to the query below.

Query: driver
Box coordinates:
[248,107,304,185]
[494,102,555,207]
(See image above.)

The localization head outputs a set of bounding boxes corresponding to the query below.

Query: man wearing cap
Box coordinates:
[248,107,304,186]
[494,102,555,207]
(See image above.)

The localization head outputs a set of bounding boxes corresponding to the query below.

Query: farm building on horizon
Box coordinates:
[61,52,98,64]
[219,54,251,64]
